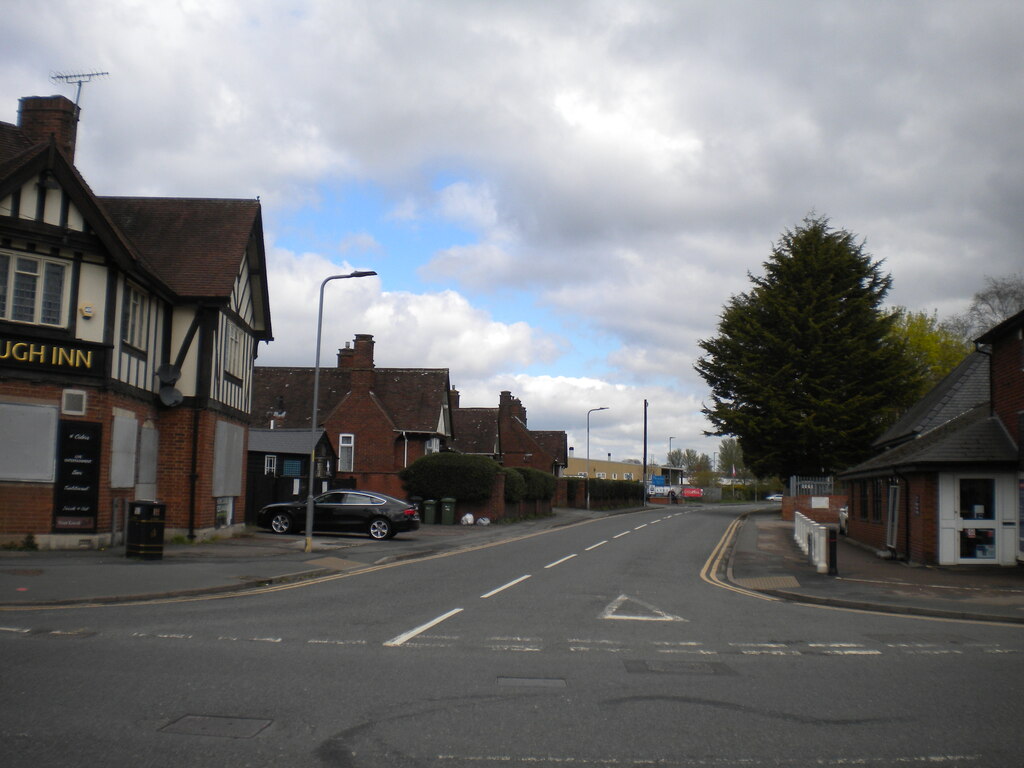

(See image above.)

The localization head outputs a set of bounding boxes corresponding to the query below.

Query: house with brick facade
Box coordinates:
[839,310,1024,565]
[450,389,567,476]
[0,94,272,548]
[251,334,455,500]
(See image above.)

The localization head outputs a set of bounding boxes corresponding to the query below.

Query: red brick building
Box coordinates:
[251,334,455,500]
[451,389,567,476]
[840,310,1024,565]
[0,94,272,547]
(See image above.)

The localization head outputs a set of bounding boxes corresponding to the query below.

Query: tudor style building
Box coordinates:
[0,95,272,547]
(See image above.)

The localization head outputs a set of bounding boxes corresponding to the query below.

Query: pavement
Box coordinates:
[1,505,1023,624]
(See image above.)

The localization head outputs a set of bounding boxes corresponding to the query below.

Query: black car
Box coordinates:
[256,490,420,540]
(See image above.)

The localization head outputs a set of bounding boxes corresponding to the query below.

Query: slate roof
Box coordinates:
[842,404,1017,478]
[248,428,326,454]
[251,366,451,434]
[873,351,989,448]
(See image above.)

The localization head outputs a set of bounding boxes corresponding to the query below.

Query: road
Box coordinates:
[2,505,1022,767]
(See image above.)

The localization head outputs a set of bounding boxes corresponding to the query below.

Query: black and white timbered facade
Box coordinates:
[0,94,272,547]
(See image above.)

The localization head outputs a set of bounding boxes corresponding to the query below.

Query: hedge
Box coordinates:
[513,467,557,500]
[399,452,500,502]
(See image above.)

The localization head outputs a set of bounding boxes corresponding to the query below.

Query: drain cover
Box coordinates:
[497,677,567,688]
[161,715,272,739]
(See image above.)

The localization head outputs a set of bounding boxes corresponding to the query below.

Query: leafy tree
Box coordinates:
[679,448,710,474]
[717,437,747,479]
[890,307,971,395]
[695,215,922,479]
[666,448,684,467]
[945,273,1024,341]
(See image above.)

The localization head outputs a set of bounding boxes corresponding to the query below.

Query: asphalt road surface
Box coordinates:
[3,505,1022,767]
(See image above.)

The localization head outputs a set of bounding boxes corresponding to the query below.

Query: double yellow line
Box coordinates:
[699,515,778,601]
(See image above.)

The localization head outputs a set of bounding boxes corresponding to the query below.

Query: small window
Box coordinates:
[596,472,607,479]
[338,433,354,472]
[624,472,634,481]
[281,458,302,477]
[264,455,277,475]
[425,437,440,455]
[225,321,246,378]
[121,283,149,350]
[62,389,87,416]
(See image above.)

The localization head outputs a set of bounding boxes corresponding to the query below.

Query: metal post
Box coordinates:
[586,406,609,510]
[305,270,377,553]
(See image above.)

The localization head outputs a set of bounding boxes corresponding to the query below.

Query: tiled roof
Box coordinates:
[452,408,500,455]
[873,352,989,448]
[100,197,261,298]
[530,430,569,465]
[0,120,36,174]
[251,366,451,434]
[842,404,1017,477]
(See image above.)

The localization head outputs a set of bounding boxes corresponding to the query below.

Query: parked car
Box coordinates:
[765,493,784,502]
[257,490,420,540]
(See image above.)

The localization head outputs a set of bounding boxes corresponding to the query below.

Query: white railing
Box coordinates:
[793,511,829,574]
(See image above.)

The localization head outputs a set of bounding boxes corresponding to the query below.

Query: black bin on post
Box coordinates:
[126,501,166,560]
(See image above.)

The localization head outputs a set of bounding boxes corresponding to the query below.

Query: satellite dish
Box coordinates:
[156,364,181,385]
[159,385,183,407]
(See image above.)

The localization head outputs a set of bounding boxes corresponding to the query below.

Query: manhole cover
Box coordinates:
[161,715,272,739]
[497,677,566,688]
[624,659,736,676]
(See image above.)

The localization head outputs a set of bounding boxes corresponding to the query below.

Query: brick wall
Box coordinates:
[989,331,1024,445]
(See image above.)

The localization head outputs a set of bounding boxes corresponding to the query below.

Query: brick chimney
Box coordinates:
[19,96,79,161]
[449,389,460,408]
[499,390,528,425]
[337,334,375,393]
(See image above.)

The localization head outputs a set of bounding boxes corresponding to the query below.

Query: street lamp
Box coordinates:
[668,436,676,484]
[586,406,609,510]
[305,270,377,553]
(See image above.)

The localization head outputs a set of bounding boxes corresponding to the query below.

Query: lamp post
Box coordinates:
[586,406,609,510]
[305,270,377,553]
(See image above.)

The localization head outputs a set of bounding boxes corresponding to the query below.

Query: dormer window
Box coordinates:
[0,251,68,326]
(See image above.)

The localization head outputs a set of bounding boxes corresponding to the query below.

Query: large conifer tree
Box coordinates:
[695,215,921,479]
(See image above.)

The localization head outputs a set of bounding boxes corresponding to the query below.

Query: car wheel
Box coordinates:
[368,517,392,540]
[270,512,295,534]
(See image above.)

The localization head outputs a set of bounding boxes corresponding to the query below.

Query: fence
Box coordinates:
[793,511,831,574]
[789,475,833,496]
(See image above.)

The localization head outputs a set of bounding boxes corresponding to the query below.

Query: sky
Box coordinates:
[3,0,1022,468]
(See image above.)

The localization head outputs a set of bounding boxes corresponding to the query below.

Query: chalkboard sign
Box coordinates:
[53,421,102,532]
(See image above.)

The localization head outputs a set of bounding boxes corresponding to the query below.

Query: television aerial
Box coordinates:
[50,70,109,106]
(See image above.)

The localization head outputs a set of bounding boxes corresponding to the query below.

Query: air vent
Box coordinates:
[62,389,87,415]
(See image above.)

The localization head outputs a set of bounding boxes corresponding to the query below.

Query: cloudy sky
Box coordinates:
[3,0,1021,466]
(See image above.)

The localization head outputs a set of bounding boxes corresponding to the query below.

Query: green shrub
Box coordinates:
[503,467,527,503]
[514,467,557,500]
[400,452,501,502]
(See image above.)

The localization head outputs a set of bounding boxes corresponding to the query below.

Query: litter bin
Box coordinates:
[422,499,437,525]
[126,501,166,560]
[441,497,456,525]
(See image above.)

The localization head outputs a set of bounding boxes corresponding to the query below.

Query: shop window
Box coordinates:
[858,481,868,520]
[959,478,994,520]
[0,252,68,326]
[0,402,58,482]
[215,497,234,528]
[959,528,996,559]
[338,433,354,472]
